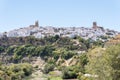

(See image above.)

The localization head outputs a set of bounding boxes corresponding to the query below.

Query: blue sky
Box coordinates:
[0,0,120,32]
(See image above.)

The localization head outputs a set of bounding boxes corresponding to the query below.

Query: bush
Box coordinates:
[43,63,55,74]
[48,76,62,80]
[62,66,78,79]
[0,63,33,80]
[61,50,76,60]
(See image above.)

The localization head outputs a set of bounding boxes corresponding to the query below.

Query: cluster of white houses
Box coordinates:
[0,21,119,41]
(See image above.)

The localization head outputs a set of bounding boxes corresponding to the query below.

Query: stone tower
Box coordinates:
[92,22,97,29]
[93,22,97,26]
[35,21,39,27]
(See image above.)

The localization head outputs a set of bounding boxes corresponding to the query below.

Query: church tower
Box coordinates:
[92,22,98,29]
[35,21,39,27]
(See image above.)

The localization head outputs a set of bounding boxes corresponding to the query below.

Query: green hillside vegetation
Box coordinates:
[0,35,119,80]
[80,45,120,80]
[0,36,94,63]
[0,63,32,80]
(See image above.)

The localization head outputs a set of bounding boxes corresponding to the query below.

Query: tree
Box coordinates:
[40,45,55,58]
[62,67,76,79]
[85,45,120,80]
[103,45,120,80]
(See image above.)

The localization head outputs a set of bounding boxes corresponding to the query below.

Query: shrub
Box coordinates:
[62,66,78,79]
[43,63,55,74]
[0,63,33,80]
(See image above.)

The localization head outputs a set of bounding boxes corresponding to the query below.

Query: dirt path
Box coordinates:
[29,70,47,80]
[25,57,48,80]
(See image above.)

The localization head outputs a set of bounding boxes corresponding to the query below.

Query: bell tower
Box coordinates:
[35,21,39,27]
[92,22,97,29]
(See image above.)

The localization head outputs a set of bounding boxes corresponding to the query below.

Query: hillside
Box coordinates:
[0,22,120,80]
[0,34,104,79]
[105,34,120,47]
[0,34,120,80]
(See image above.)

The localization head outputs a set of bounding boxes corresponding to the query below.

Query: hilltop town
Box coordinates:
[0,21,119,41]
[0,22,120,80]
